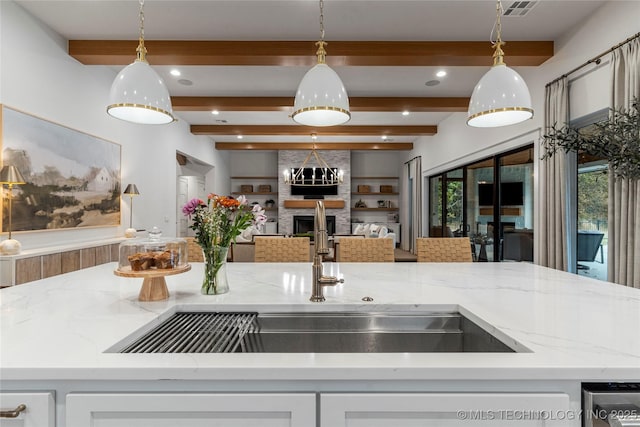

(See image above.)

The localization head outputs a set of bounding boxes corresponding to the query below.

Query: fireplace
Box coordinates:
[293,215,335,236]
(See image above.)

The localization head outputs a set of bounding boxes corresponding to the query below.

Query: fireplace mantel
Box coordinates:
[283,200,345,209]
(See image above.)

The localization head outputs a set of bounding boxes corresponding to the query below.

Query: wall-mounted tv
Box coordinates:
[290,168,339,196]
[478,182,524,206]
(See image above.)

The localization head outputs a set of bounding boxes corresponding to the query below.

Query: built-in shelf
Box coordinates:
[231,192,278,196]
[230,176,278,180]
[352,208,399,211]
[352,192,399,195]
[352,176,398,180]
[284,200,345,209]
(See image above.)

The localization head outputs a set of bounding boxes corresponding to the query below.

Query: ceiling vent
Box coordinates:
[503,1,538,17]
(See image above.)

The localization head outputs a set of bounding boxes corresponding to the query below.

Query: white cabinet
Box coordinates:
[0,393,55,427]
[321,393,572,427]
[66,393,315,427]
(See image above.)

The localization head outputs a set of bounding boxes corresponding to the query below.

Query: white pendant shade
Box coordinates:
[292,63,350,127]
[467,63,533,128]
[107,60,175,125]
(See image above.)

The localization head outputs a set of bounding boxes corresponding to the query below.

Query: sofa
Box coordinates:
[352,223,397,248]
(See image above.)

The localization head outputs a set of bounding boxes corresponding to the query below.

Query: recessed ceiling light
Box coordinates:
[425,80,440,87]
[237,135,243,140]
[381,135,388,141]
[436,70,447,78]
[170,69,181,77]
[402,111,410,116]
[211,110,220,115]
[177,79,193,86]
[311,133,318,140]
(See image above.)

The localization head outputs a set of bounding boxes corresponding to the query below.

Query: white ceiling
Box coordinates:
[16,0,608,145]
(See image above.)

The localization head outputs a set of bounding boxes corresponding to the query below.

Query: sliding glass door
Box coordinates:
[428,169,464,238]
[429,145,534,263]
[499,148,534,262]
[467,158,494,261]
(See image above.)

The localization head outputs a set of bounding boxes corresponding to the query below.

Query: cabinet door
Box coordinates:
[67,393,315,427]
[0,392,55,427]
[321,393,573,427]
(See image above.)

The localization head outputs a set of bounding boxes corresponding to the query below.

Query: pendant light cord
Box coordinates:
[490,0,506,66]
[315,0,327,64]
[136,0,148,62]
[319,0,325,42]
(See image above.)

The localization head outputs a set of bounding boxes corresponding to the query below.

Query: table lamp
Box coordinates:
[123,183,140,238]
[0,165,26,255]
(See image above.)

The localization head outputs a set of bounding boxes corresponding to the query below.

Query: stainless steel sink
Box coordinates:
[117,311,518,353]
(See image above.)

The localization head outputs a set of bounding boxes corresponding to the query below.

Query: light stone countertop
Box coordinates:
[1,261,639,382]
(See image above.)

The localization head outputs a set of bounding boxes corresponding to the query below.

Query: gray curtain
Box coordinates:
[609,37,640,288]
[538,77,570,270]
[401,157,422,253]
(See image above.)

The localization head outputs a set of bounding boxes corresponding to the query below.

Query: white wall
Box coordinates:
[0,1,230,249]
[351,151,402,177]
[229,151,278,177]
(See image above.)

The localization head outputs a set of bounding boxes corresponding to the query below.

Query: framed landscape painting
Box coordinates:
[1,105,121,232]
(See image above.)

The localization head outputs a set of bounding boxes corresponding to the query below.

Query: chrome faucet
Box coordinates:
[310,200,344,302]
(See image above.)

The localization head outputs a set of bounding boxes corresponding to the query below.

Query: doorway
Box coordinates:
[176,151,213,237]
[177,176,205,237]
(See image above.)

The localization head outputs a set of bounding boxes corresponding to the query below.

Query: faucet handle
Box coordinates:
[319,275,344,285]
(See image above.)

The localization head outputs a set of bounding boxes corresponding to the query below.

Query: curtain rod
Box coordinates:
[404,155,421,165]
[546,31,640,88]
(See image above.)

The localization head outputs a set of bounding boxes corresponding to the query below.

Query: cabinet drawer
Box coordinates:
[67,393,315,427]
[321,393,572,427]
[0,392,55,427]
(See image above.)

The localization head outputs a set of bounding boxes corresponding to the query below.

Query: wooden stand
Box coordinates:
[114,264,191,301]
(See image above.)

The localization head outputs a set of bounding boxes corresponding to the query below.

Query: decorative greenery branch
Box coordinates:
[541,98,640,180]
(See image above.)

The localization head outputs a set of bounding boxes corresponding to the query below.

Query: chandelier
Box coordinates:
[283,141,344,186]
[467,0,533,127]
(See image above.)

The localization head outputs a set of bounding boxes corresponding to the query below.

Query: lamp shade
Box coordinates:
[467,63,533,128]
[123,183,140,196]
[0,165,26,185]
[107,60,175,125]
[292,63,350,127]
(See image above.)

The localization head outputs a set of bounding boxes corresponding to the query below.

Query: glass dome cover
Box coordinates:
[118,228,187,271]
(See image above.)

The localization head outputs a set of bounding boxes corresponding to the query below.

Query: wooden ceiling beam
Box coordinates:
[69,40,553,67]
[172,96,470,112]
[215,142,413,151]
[191,125,437,136]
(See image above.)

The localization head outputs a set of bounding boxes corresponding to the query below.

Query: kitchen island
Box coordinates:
[1,261,639,426]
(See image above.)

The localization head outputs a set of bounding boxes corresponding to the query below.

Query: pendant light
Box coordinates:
[467,0,533,128]
[106,0,175,125]
[292,0,350,127]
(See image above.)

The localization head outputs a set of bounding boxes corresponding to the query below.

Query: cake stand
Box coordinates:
[114,264,191,301]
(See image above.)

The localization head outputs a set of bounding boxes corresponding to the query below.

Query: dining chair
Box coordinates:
[184,237,235,262]
[254,237,310,262]
[184,237,204,262]
[416,237,473,262]
[328,234,365,261]
[336,237,394,262]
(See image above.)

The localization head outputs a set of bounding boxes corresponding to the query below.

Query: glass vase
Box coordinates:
[201,245,230,295]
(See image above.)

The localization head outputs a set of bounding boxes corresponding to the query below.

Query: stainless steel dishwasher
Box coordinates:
[583,383,640,427]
